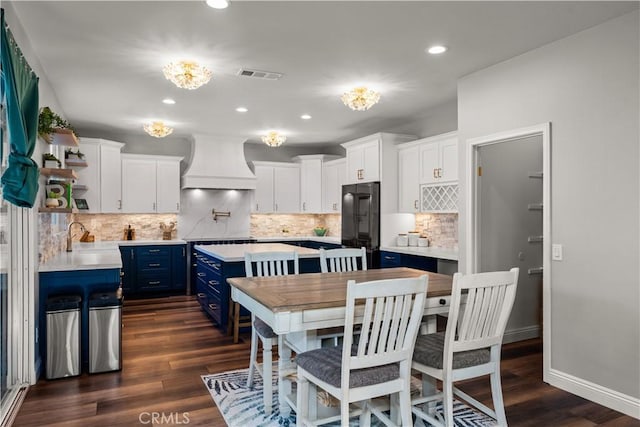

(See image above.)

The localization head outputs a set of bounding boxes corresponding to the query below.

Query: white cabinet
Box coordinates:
[121,154,183,213]
[76,138,124,213]
[419,132,458,184]
[297,157,323,213]
[397,144,421,213]
[252,162,300,213]
[344,138,380,184]
[322,158,346,213]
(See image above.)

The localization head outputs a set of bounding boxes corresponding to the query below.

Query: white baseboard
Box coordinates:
[548,369,640,419]
[503,324,540,344]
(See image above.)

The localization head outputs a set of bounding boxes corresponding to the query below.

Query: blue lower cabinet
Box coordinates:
[119,244,186,297]
[39,268,120,377]
[194,249,320,331]
[379,251,437,272]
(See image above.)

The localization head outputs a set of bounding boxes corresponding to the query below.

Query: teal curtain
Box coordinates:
[0,9,40,208]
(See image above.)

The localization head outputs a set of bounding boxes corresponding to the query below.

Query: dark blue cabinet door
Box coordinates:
[171,245,187,290]
[402,254,437,272]
[380,251,401,268]
[119,247,136,293]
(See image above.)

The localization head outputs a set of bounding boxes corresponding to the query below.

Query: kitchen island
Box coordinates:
[193,243,321,332]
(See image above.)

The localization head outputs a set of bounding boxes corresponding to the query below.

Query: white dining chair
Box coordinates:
[411,268,519,427]
[318,247,368,346]
[296,275,428,426]
[319,246,367,273]
[244,251,299,415]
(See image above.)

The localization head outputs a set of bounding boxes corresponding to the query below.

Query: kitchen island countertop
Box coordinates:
[195,242,320,262]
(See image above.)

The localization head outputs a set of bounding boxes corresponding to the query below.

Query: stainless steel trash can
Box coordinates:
[46,295,81,379]
[89,292,123,373]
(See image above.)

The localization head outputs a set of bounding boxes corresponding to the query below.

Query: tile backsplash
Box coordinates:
[38,213,72,263]
[414,213,458,249]
[73,213,179,241]
[250,213,341,237]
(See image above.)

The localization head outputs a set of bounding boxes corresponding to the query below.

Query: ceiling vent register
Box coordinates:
[236,68,284,80]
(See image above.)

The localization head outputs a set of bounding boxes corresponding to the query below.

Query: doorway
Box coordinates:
[466,123,551,372]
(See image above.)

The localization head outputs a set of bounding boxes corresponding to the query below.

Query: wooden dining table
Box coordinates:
[228,267,454,416]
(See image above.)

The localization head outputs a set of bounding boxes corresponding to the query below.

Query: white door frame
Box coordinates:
[465,122,551,377]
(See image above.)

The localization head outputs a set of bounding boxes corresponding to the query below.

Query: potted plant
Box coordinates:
[42,153,61,168]
[38,106,75,139]
[64,148,84,160]
[45,190,61,208]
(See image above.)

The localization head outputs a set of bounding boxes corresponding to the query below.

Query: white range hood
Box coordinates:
[182,135,256,190]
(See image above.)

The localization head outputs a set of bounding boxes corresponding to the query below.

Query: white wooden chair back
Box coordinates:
[319,247,367,273]
[244,251,299,277]
[341,275,428,388]
[445,268,519,356]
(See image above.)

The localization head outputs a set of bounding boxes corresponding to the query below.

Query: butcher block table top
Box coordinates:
[227,267,453,313]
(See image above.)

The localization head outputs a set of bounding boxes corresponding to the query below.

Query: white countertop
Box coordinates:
[380,245,459,261]
[39,249,123,272]
[195,243,321,262]
[39,240,186,273]
[256,236,341,244]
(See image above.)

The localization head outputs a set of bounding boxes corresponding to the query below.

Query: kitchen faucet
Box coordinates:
[66,221,87,252]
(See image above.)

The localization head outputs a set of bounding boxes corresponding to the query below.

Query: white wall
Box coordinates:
[458,9,639,411]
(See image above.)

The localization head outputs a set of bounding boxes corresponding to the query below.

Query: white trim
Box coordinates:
[502,324,540,344]
[548,369,640,419]
[465,122,552,382]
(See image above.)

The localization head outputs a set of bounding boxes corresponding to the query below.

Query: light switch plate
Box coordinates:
[552,244,563,261]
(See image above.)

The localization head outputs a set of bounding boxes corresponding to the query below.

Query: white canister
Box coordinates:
[396,234,408,246]
[408,232,420,246]
[418,237,429,247]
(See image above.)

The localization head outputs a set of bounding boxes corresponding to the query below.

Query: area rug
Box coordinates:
[202,368,496,427]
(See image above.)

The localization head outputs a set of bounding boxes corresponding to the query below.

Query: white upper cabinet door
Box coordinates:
[398,145,421,213]
[345,145,365,184]
[439,138,459,182]
[273,165,300,213]
[100,142,124,213]
[122,156,157,213]
[254,165,274,213]
[299,158,323,213]
[322,159,346,213]
[156,160,181,213]
[361,139,380,182]
[419,142,440,185]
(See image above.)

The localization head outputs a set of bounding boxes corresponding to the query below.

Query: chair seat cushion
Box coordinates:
[254,317,277,339]
[413,332,490,370]
[296,346,399,389]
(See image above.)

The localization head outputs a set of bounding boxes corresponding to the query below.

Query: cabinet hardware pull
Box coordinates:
[256,203,259,211]
[208,280,219,286]
[197,293,206,298]
[192,263,197,267]
[117,199,122,209]
[275,203,278,211]
[131,249,134,260]
[414,200,419,210]
[182,247,186,257]
[208,304,218,310]
[303,202,306,211]
[433,168,437,179]
[197,272,206,277]
[176,202,180,210]
[384,256,395,260]
[149,263,160,267]
[149,249,160,253]
[152,202,156,211]
[149,281,160,285]
[438,168,442,178]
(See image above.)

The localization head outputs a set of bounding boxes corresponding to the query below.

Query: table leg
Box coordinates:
[278,335,293,417]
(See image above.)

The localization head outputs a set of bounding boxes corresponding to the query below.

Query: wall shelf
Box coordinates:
[65,159,87,167]
[42,128,79,146]
[72,184,88,192]
[38,207,75,214]
[40,168,78,180]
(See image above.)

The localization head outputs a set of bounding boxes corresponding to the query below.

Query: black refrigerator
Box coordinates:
[341,182,380,268]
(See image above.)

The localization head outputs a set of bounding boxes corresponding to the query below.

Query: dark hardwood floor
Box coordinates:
[13,296,639,426]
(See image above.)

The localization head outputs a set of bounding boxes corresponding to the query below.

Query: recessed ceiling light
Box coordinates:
[427,45,447,55]
[206,0,229,9]
[301,114,312,120]
[162,98,176,105]
[235,107,248,113]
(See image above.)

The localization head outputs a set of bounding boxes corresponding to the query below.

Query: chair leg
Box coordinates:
[443,375,454,427]
[296,371,309,427]
[490,368,507,426]
[247,327,258,388]
[340,398,350,427]
[399,389,413,427]
[359,399,371,427]
[263,338,273,415]
[233,302,240,344]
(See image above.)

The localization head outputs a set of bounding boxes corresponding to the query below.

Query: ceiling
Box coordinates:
[9,1,638,146]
